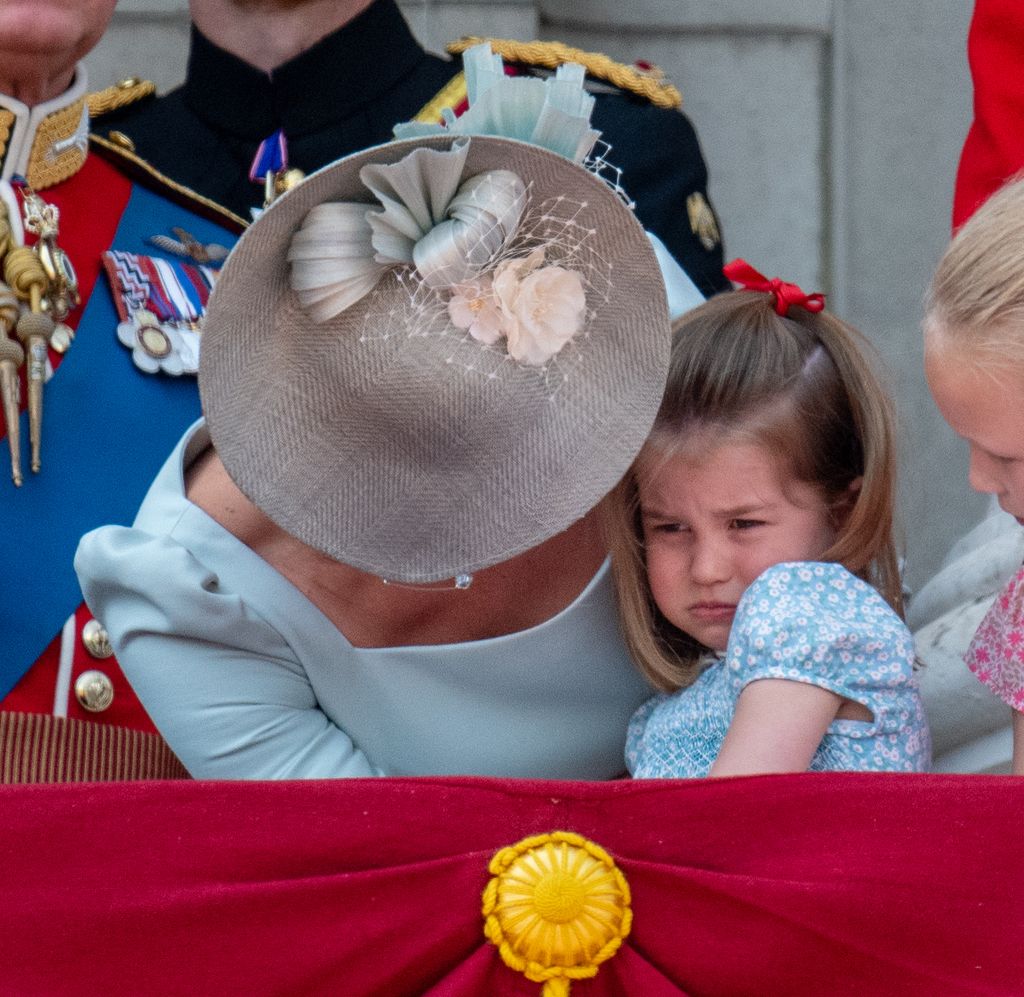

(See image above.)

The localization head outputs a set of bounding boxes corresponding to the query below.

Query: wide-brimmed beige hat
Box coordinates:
[199,131,670,582]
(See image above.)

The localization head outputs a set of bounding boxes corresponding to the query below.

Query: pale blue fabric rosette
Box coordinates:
[287,42,701,360]
[394,43,601,165]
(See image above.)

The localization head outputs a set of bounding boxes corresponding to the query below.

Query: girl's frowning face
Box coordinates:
[637,439,838,653]
[925,335,1024,524]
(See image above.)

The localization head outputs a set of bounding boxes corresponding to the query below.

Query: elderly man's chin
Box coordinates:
[0,0,116,105]
[0,0,116,62]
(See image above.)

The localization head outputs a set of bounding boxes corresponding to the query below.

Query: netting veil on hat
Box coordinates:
[198,44,674,582]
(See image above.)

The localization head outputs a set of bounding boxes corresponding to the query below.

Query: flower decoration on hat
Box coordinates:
[287,43,607,368]
[724,257,825,316]
[448,247,586,365]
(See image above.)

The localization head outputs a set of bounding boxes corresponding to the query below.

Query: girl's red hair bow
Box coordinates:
[723,258,826,316]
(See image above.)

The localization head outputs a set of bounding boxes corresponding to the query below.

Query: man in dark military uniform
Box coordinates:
[94,0,729,295]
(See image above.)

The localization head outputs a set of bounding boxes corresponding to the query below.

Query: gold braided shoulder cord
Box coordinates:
[25,97,88,190]
[87,78,157,119]
[88,133,249,232]
[413,71,469,124]
[0,109,14,167]
[447,37,682,110]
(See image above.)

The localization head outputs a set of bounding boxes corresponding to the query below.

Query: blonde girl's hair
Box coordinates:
[925,173,1024,368]
[602,290,902,693]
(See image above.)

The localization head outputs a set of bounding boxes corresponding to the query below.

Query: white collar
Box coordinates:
[0,65,89,189]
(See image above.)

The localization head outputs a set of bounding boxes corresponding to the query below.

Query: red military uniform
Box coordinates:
[0,69,244,779]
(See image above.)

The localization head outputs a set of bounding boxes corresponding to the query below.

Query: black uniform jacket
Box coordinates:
[95,0,728,294]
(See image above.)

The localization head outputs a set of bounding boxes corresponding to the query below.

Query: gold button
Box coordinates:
[81,618,114,659]
[74,670,115,713]
[108,130,136,153]
[116,77,141,89]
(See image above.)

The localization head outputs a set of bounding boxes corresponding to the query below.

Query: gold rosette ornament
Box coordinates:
[482,831,632,996]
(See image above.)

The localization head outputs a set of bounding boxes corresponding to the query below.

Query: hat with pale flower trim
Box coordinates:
[198,44,688,583]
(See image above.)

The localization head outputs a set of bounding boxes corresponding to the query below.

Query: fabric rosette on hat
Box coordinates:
[198,44,672,583]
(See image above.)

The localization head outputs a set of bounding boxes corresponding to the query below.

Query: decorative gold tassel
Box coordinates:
[5,247,54,473]
[0,283,23,486]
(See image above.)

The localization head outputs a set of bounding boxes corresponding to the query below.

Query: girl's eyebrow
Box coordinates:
[640,501,772,520]
[713,502,772,518]
[638,505,676,520]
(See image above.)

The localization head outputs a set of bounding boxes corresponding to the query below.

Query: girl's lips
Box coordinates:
[688,602,736,620]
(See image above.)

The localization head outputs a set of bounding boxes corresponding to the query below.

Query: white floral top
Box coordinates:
[966,563,1024,711]
[626,562,932,778]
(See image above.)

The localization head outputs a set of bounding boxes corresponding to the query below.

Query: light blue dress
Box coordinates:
[75,421,653,780]
[627,562,932,778]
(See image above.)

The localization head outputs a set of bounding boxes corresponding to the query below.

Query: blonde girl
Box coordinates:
[924,176,1024,775]
[606,264,931,778]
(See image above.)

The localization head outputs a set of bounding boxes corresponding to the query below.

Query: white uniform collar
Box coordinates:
[0,65,89,190]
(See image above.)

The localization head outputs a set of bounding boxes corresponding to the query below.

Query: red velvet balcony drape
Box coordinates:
[2,773,1020,996]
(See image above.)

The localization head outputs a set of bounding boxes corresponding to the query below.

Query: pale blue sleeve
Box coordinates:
[75,525,384,780]
[724,561,916,728]
[624,694,660,775]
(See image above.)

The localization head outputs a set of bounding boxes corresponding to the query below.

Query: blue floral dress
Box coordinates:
[626,562,932,778]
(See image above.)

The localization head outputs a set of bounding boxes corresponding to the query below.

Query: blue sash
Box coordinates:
[0,184,239,697]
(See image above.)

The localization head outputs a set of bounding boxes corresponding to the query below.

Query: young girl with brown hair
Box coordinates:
[606,262,931,778]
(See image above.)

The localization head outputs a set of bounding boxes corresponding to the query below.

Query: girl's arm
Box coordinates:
[709,679,842,777]
[1013,709,1024,776]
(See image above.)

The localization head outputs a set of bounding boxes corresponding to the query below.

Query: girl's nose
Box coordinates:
[689,535,730,585]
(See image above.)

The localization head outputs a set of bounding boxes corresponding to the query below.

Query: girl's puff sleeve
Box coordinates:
[75,524,383,780]
[723,561,917,734]
[966,563,1024,710]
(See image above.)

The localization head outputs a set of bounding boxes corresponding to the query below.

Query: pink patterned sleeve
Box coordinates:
[966,563,1024,710]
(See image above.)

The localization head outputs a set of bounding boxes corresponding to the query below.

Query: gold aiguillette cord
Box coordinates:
[0,203,24,485]
[0,183,76,482]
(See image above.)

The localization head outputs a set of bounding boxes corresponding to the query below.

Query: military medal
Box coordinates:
[116,308,190,376]
[134,313,173,359]
[249,130,304,219]
[147,227,230,266]
[103,246,218,376]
